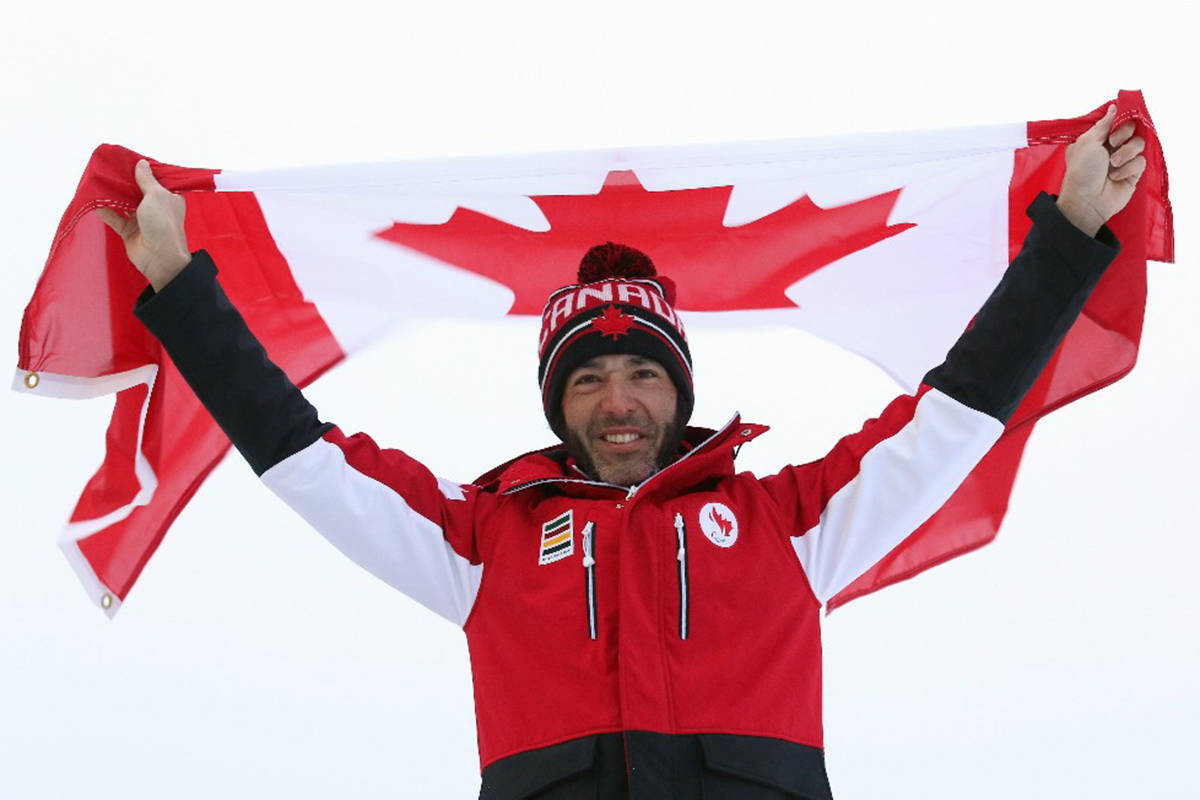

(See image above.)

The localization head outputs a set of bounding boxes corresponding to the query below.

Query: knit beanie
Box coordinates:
[538,242,694,439]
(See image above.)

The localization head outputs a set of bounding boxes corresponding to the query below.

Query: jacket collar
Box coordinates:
[474,414,769,498]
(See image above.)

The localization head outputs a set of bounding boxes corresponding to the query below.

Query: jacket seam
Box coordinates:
[751,478,824,608]
[461,500,496,633]
[479,726,626,773]
[653,503,680,731]
[672,726,824,750]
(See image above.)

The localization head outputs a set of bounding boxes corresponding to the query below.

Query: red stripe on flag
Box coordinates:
[827,94,1159,610]
[28,145,344,602]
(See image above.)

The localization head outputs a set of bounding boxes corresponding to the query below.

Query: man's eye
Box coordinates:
[634,369,660,379]
[573,374,600,385]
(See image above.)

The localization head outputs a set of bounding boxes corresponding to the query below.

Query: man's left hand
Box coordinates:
[1056,104,1147,237]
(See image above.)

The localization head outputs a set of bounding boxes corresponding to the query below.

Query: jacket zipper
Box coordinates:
[673,513,689,640]
[581,521,597,640]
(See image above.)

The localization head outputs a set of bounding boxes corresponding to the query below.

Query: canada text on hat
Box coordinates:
[536,242,695,437]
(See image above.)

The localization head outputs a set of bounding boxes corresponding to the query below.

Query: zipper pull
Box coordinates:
[626,485,638,500]
[674,513,686,560]
[582,521,595,567]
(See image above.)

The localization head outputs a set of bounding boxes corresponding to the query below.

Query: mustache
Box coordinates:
[586,414,655,436]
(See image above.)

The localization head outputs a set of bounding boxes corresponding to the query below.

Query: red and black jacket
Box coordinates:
[135,192,1117,799]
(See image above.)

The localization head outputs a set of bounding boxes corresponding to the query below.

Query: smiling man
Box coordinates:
[542,243,691,489]
[106,106,1145,798]
[561,352,682,486]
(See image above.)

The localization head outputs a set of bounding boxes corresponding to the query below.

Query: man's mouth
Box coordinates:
[602,432,643,444]
[594,426,652,450]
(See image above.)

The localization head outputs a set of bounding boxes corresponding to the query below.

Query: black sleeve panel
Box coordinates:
[922,191,1121,424]
[133,250,334,476]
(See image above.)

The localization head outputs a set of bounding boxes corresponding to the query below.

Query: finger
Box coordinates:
[95,207,127,234]
[1109,135,1145,168]
[1107,121,1137,149]
[1110,154,1146,182]
[1080,104,1117,142]
[133,158,165,195]
[1125,157,1148,185]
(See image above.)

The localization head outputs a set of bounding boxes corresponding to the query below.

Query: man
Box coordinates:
[100,106,1145,798]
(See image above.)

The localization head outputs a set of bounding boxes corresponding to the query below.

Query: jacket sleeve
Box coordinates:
[134,252,483,626]
[758,191,1121,604]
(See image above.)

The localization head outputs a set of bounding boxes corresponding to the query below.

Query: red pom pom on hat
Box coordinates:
[577,242,656,283]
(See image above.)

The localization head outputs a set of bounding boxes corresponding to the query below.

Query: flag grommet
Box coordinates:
[24,372,39,389]
[100,593,113,609]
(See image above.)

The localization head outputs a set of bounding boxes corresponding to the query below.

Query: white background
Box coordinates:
[2,1,1196,797]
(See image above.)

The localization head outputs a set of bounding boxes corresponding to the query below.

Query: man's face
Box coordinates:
[561,354,682,487]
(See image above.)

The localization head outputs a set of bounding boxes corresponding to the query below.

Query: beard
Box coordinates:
[565,412,686,487]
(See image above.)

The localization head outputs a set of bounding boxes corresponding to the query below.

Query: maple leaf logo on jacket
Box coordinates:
[699,502,738,548]
[710,506,734,538]
[591,305,634,340]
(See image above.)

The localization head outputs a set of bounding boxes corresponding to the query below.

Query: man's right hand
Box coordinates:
[97,159,192,292]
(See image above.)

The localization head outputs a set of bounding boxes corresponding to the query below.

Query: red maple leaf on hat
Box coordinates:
[374,170,914,315]
[591,305,634,340]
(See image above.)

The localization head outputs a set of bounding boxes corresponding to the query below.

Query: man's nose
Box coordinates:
[598,377,637,414]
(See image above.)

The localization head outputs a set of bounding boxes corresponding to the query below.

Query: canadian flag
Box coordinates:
[14,90,1172,616]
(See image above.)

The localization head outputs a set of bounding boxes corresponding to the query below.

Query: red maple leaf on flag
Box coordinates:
[374,170,915,315]
[591,305,635,339]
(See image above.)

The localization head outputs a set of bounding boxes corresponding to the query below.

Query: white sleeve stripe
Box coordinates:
[261,438,483,626]
[791,388,1004,604]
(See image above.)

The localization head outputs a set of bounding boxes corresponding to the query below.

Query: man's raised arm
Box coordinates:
[761,105,1147,604]
[100,165,484,626]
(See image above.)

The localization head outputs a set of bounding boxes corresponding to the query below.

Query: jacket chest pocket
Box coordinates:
[667,500,745,642]
[520,507,607,643]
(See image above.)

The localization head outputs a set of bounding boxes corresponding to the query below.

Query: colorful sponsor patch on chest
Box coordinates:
[538,509,575,565]
[699,502,738,548]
